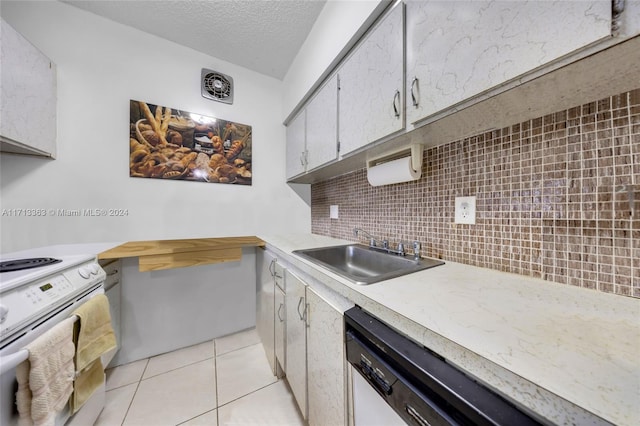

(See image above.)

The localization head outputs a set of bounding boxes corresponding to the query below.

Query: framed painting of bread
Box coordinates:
[129,100,252,185]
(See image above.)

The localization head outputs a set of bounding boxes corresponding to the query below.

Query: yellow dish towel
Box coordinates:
[71,294,117,413]
[72,359,104,413]
[15,317,75,426]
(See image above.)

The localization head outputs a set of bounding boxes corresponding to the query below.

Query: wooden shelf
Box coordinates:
[98,236,264,272]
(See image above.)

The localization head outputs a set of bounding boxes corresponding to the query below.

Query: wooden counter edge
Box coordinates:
[97,236,265,260]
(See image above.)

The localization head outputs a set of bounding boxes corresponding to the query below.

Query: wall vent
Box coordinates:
[201,68,234,104]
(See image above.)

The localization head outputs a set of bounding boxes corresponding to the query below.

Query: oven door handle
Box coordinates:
[0,349,29,375]
[0,314,81,375]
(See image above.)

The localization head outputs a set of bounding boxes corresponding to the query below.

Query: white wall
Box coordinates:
[0,1,310,253]
[114,251,256,365]
[282,0,387,122]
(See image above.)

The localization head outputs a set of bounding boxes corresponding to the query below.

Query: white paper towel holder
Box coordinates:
[366,144,423,186]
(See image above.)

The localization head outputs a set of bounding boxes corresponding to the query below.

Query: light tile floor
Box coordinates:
[96,328,305,426]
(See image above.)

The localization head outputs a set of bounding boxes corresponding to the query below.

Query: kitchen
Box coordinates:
[1,0,639,426]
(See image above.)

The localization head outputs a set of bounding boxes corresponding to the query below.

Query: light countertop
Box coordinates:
[259,233,640,426]
[1,242,124,259]
[1,237,265,272]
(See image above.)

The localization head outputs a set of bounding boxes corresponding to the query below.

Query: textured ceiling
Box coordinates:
[63,0,327,80]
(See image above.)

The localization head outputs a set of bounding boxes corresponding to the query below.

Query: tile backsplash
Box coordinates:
[312,89,639,298]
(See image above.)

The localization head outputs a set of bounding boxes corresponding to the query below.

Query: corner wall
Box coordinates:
[281,0,387,121]
[0,1,310,253]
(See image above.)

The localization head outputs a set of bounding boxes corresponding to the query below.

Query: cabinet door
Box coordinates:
[285,270,308,419]
[306,287,346,426]
[1,18,57,157]
[306,74,338,171]
[286,110,306,179]
[405,0,612,125]
[338,3,404,157]
[256,249,277,375]
[275,285,286,375]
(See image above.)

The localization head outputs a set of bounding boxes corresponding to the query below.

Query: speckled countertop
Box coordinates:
[259,233,640,426]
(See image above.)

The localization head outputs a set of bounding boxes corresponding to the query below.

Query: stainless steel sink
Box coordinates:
[292,244,444,285]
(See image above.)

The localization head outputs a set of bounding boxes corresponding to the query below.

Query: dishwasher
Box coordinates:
[345,306,543,426]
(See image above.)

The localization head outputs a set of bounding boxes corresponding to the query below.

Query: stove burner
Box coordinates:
[0,257,62,273]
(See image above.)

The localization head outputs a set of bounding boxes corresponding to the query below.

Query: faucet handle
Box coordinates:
[382,239,389,249]
[413,240,421,258]
[369,238,376,247]
[397,241,405,255]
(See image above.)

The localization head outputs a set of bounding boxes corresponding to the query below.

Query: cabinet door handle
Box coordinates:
[300,152,305,166]
[393,90,401,118]
[107,269,119,276]
[410,77,419,107]
[268,259,276,277]
[277,303,284,322]
[297,297,307,321]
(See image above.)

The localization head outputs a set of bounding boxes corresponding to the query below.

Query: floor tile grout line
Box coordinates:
[175,407,217,426]
[119,357,150,426]
[173,341,218,426]
[215,340,263,359]
[140,354,216,382]
[114,336,257,384]
[173,378,283,426]
[214,339,220,426]
[216,378,281,410]
[104,334,264,425]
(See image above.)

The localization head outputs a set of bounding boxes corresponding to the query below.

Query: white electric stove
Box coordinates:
[0,253,107,425]
[0,254,106,345]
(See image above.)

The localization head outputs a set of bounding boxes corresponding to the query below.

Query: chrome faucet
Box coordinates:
[413,240,421,259]
[353,227,407,257]
[353,227,379,247]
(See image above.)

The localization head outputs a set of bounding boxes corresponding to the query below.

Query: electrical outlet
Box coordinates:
[455,196,476,224]
[329,205,339,219]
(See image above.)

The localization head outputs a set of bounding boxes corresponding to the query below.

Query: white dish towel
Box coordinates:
[15,317,75,426]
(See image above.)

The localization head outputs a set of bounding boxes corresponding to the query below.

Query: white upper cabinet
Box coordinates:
[285,110,306,180]
[405,0,612,125]
[1,18,57,158]
[306,75,338,171]
[338,3,404,157]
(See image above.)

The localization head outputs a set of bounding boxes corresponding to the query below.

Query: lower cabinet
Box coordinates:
[306,286,347,426]
[275,283,286,376]
[257,250,350,425]
[285,269,349,425]
[256,249,277,375]
[285,269,308,419]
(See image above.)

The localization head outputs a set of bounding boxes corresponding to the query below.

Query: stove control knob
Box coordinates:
[78,267,91,279]
[88,263,100,275]
[0,304,8,324]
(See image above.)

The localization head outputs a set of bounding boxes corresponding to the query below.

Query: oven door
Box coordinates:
[0,283,104,426]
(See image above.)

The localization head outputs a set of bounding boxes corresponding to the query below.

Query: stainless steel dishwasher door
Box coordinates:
[352,365,406,426]
[344,307,543,426]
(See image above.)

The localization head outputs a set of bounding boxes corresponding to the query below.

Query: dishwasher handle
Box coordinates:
[360,359,392,396]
